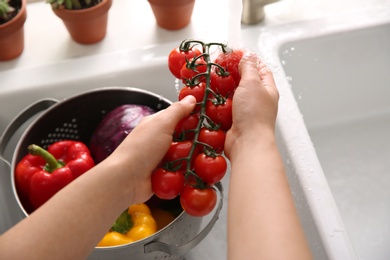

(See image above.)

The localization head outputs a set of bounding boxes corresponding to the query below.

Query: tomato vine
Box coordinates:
[152,39,244,217]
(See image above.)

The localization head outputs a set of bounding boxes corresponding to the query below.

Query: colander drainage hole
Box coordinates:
[40,119,80,147]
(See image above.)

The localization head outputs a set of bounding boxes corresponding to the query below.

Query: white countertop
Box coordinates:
[1,0,230,71]
[1,0,389,72]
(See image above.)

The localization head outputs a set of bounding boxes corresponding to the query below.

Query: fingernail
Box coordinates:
[180,95,196,105]
[260,67,268,76]
[260,65,272,76]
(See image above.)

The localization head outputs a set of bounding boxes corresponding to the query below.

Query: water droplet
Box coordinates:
[290,47,295,51]
[281,60,286,65]
[174,78,180,93]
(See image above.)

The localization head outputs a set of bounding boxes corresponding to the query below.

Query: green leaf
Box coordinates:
[0,0,14,20]
[65,0,72,9]
[72,0,81,9]
[110,209,133,234]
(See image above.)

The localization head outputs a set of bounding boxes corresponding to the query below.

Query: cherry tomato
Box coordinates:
[198,127,226,153]
[168,47,202,79]
[152,168,185,200]
[205,98,233,131]
[178,82,206,111]
[163,141,198,171]
[209,70,236,98]
[193,153,227,185]
[174,113,200,140]
[214,49,244,87]
[180,185,217,217]
[180,57,207,84]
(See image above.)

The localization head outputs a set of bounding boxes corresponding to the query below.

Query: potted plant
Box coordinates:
[148,0,195,30]
[47,0,112,44]
[0,0,26,61]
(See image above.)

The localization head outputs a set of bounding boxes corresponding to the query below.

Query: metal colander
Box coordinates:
[14,86,170,161]
[0,86,223,260]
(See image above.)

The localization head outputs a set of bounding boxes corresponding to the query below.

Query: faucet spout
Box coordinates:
[241,0,278,24]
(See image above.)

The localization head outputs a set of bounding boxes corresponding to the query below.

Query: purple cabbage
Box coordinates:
[90,104,155,163]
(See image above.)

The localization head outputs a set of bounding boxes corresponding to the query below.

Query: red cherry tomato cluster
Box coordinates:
[152,39,244,217]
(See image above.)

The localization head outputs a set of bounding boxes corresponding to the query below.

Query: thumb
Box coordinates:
[259,63,278,95]
[167,94,197,119]
[154,95,197,131]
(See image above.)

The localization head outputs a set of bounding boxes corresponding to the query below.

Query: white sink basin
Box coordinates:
[241,6,390,260]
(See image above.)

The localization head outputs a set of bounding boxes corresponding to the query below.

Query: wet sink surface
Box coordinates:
[281,23,390,259]
[272,8,390,260]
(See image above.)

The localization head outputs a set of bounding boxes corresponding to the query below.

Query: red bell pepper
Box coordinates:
[15,140,95,211]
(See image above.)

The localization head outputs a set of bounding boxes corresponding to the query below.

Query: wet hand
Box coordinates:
[107,95,197,203]
[224,53,279,159]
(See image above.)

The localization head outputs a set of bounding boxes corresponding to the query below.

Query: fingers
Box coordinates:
[259,63,278,97]
[238,52,262,87]
[239,52,279,100]
[152,95,196,132]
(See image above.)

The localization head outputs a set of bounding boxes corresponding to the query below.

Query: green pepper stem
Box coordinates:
[28,144,65,173]
[110,208,133,234]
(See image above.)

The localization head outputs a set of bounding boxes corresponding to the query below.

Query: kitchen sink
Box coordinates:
[241,5,390,260]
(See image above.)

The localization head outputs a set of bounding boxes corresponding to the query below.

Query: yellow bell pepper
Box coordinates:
[98,231,134,246]
[151,207,176,231]
[97,203,157,247]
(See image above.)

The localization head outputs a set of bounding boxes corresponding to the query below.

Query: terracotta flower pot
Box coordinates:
[52,0,112,44]
[0,0,27,61]
[148,0,195,30]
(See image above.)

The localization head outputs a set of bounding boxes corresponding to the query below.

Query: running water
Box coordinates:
[172,0,243,93]
[228,0,243,49]
[174,78,181,94]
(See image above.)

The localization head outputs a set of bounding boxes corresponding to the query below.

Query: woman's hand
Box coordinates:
[226,53,312,260]
[224,53,279,159]
[107,95,197,204]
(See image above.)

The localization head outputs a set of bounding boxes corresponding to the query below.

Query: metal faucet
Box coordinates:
[241,0,278,24]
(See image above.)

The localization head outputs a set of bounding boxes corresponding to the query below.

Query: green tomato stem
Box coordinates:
[176,39,230,188]
[181,40,226,188]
